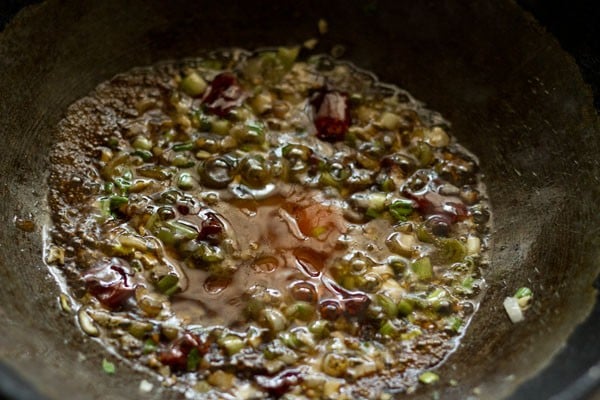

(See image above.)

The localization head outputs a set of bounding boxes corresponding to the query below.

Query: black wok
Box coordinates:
[0,1,598,399]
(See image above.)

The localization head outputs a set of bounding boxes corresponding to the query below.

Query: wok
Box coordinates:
[0,1,598,399]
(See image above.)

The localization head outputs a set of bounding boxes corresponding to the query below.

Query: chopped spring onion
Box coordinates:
[180,72,207,97]
[411,257,433,280]
[157,274,180,296]
[418,371,439,384]
[102,358,116,375]
[514,287,533,299]
[389,199,413,221]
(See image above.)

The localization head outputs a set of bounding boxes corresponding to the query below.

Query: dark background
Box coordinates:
[0,1,598,399]
[1,0,598,110]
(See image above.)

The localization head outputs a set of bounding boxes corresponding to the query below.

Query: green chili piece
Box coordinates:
[412,257,433,280]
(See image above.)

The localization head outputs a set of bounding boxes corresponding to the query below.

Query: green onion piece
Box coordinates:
[412,142,434,166]
[234,120,265,144]
[380,177,396,192]
[411,257,433,280]
[193,110,212,131]
[365,207,381,219]
[515,287,533,299]
[416,224,436,243]
[113,170,133,191]
[186,348,200,371]
[173,142,195,152]
[157,274,179,296]
[446,316,463,333]
[319,171,341,188]
[107,136,120,149]
[279,331,302,349]
[437,239,467,263]
[102,182,114,194]
[109,195,128,212]
[461,276,474,290]
[389,199,413,221]
[322,353,348,377]
[164,220,199,240]
[418,371,439,384]
[180,72,207,97]
[368,192,387,212]
[284,301,316,321]
[137,165,173,180]
[132,149,153,161]
[102,358,116,375]
[377,294,398,318]
[219,335,244,356]
[143,339,157,354]
[171,154,195,168]
[201,245,224,263]
[132,136,153,150]
[211,119,230,135]
[308,320,330,338]
[388,256,408,274]
[263,308,287,332]
[427,288,446,302]
[277,46,300,69]
[177,173,195,190]
[396,299,414,316]
[379,319,402,337]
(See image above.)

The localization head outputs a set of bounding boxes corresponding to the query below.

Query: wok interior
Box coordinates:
[0,1,598,399]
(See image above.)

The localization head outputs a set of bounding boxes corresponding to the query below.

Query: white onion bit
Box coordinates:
[503,297,524,323]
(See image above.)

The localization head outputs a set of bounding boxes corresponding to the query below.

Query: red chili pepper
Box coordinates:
[202,72,245,117]
[83,259,135,309]
[312,90,350,142]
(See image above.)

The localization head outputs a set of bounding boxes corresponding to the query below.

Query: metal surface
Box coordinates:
[0,1,598,399]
